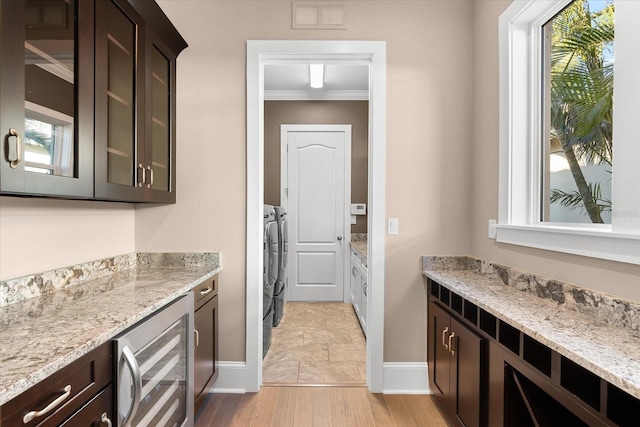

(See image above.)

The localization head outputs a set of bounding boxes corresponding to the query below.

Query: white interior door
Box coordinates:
[282,125,351,301]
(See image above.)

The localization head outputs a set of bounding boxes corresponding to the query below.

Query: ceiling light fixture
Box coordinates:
[309,64,324,88]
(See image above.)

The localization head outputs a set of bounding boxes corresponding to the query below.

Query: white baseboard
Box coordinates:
[211,361,247,394]
[382,362,431,394]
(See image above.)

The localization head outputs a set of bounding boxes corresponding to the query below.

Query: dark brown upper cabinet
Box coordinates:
[0,0,95,198]
[94,0,185,203]
[0,0,186,203]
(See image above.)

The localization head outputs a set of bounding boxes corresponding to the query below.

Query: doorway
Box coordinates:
[246,40,386,392]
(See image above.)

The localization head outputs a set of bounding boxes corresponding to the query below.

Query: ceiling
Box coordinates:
[264,64,370,100]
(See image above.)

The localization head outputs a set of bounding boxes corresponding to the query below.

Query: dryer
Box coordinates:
[273,206,288,326]
[263,205,279,357]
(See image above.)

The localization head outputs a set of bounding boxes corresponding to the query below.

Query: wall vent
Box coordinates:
[292,2,346,30]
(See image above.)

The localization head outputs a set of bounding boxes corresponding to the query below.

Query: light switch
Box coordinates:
[387,218,399,235]
[351,215,357,224]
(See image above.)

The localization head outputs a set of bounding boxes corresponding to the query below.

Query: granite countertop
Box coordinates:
[350,233,367,258]
[0,253,221,406]
[422,256,640,400]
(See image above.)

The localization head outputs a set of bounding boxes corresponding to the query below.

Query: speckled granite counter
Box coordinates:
[350,233,367,258]
[422,256,640,400]
[0,252,221,405]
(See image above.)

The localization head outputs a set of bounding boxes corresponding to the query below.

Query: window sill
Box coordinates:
[495,224,640,266]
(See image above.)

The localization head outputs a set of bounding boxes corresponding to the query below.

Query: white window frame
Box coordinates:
[498,0,640,265]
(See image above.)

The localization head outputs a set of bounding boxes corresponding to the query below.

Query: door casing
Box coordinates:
[246,40,386,392]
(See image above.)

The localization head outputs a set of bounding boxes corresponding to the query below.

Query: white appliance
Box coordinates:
[113,295,194,427]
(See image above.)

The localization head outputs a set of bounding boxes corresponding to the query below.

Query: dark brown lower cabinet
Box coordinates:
[193,275,219,416]
[0,341,113,427]
[429,301,484,427]
[428,278,640,427]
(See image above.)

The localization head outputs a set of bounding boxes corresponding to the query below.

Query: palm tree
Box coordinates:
[548,0,613,223]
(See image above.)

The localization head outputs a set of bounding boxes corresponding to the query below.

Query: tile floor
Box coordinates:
[263,302,366,385]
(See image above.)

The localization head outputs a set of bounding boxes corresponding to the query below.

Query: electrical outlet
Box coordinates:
[488,219,497,239]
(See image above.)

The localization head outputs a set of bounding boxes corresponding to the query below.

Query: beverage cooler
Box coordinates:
[113,295,194,427]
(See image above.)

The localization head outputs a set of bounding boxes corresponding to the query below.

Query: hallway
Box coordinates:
[263,302,366,385]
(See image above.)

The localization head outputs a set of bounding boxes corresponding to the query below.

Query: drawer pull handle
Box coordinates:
[442,327,449,350]
[448,332,456,357]
[101,412,113,427]
[8,128,23,168]
[199,287,212,296]
[23,384,72,424]
[195,328,200,347]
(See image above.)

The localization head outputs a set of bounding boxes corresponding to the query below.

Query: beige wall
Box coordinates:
[264,101,369,233]
[151,0,474,362]
[0,197,134,280]
[471,1,640,303]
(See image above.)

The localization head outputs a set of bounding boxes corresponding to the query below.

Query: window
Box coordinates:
[498,0,640,265]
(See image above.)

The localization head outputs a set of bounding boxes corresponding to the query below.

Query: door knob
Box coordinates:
[337,236,343,241]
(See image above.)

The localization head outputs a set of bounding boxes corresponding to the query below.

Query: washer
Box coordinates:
[263,205,279,358]
[273,206,288,327]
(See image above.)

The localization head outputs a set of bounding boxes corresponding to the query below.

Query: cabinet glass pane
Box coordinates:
[106,0,135,186]
[151,46,170,192]
[24,0,75,177]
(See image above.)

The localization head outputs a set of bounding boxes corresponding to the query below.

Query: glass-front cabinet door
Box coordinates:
[145,39,176,202]
[0,0,94,197]
[94,0,144,201]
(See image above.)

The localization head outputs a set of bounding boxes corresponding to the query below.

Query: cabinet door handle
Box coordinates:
[137,164,146,187]
[442,327,449,350]
[146,165,154,188]
[352,266,357,277]
[101,412,113,427]
[22,385,72,424]
[7,128,22,168]
[194,329,200,347]
[199,287,212,296]
[363,283,367,297]
[448,332,456,357]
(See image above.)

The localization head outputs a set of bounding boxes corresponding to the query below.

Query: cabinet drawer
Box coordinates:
[1,341,112,427]
[194,275,217,308]
[60,385,112,427]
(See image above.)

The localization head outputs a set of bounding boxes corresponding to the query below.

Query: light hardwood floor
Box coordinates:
[195,387,449,427]
[263,302,366,385]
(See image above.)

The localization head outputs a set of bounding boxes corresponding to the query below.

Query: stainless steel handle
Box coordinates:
[337,236,343,241]
[121,346,142,426]
[146,165,154,188]
[194,329,200,347]
[23,385,72,424]
[199,287,212,296]
[137,164,145,187]
[442,327,449,350]
[8,128,22,168]
[448,332,456,357]
[101,412,113,427]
